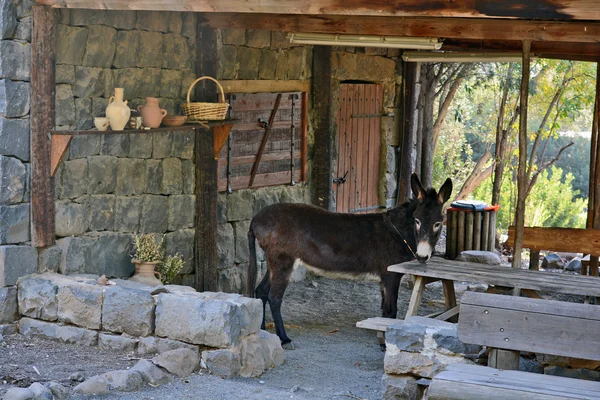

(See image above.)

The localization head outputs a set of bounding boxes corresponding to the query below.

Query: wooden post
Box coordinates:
[457,211,465,255]
[312,46,334,210]
[488,210,497,251]
[442,280,458,323]
[590,62,600,277]
[195,127,218,292]
[488,348,520,370]
[398,62,420,204]
[482,211,490,251]
[450,209,458,259]
[196,21,218,103]
[465,212,474,251]
[30,5,57,248]
[445,209,454,259]
[529,250,540,270]
[512,40,531,270]
[473,212,482,251]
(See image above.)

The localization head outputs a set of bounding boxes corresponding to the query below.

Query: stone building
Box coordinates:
[0,3,403,301]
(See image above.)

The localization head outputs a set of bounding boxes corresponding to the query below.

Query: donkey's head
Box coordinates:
[411,174,452,263]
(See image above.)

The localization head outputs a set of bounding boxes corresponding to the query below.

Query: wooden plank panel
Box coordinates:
[366,86,375,210]
[507,226,600,255]
[342,85,355,213]
[204,13,600,43]
[388,258,600,297]
[482,211,490,251]
[218,170,301,191]
[218,151,301,167]
[300,92,307,182]
[465,211,474,250]
[355,84,366,212]
[358,85,369,212]
[220,80,310,95]
[30,5,57,248]
[226,92,301,112]
[457,211,465,254]
[335,85,347,212]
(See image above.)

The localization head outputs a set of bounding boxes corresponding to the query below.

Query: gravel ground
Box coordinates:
[0,273,451,400]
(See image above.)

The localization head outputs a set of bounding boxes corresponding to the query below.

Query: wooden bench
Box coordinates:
[507,225,600,275]
[428,291,600,400]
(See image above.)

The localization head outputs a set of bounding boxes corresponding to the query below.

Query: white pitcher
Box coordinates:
[106,88,131,130]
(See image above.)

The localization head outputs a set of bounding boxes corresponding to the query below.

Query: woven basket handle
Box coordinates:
[186,76,226,105]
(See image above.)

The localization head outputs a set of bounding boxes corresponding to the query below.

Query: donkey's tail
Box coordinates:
[246,224,258,298]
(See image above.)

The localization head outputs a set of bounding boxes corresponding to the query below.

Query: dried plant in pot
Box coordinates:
[130,234,164,287]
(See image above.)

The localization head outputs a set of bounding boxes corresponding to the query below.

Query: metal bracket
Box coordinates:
[258,118,269,129]
[333,170,348,184]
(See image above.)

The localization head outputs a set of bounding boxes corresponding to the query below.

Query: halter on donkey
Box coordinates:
[247,174,452,347]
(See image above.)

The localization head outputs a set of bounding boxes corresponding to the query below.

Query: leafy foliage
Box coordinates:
[159,255,185,285]
[132,234,164,262]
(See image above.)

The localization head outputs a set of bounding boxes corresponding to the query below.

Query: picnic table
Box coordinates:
[388,257,600,321]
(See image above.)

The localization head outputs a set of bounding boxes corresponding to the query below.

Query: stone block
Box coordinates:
[0,204,29,244]
[0,245,36,286]
[20,317,98,346]
[0,40,30,80]
[239,330,285,377]
[57,282,103,329]
[544,365,600,381]
[98,333,138,352]
[14,16,30,41]
[0,0,17,39]
[115,67,161,99]
[73,66,104,98]
[275,51,288,80]
[60,158,88,199]
[386,172,397,200]
[0,155,26,205]
[69,134,101,159]
[116,158,147,195]
[161,158,182,194]
[246,29,271,48]
[0,286,18,323]
[55,200,87,237]
[74,369,144,395]
[456,250,502,265]
[141,195,169,233]
[100,133,130,157]
[152,348,200,377]
[128,133,154,158]
[0,323,17,335]
[152,131,173,159]
[145,159,162,194]
[69,9,106,26]
[537,354,600,371]
[89,233,134,278]
[168,195,194,231]
[115,196,142,232]
[85,195,115,232]
[0,117,29,161]
[87,155,117,194]
[217,223,235,269]
[102,285,155,336]
[237,47,260,80]
[17,274,60,321]
[234,220,251,264]
[258,49,277,80]
[217,46,238,81]
[180,71,196,99]
[252,188,280,215]
[218,266,244,294]
[113,30,139,68]
[167,12,182,33]
[136,31,163,68]
[221,28,245,45]
[130,359,171,386]
[171,130,194,159]
[162,33,191,70]
[286,47,306,80]
[56,236,93,274]
[0,79,30,118]
[227,189,253,221]
[15,0,33,18]
[182,160,194,194]
[280,186,307,203]
[137,335,199,356]
[82,25,116,68]
[271,31,292,49]
[181,12,195,38]
[202,348,241,378]
[38,246,62,273]
[74,97,93,129]
[382,374,419,400]
[55,84,75,126]
[105,10,136,30]
[135,10,170,32]
[217,193,227,224]
[92,97,108,118]
[56,24,88,65]
[165,229,194,275]
[156,292,244,348]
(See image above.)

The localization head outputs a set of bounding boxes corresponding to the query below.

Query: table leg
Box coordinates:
[405,276,426,318]
[442,279,458,323]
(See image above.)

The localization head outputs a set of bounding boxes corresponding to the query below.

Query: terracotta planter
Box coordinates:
[129,259,162,287]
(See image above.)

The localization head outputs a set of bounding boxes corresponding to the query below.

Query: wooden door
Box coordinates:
[335,83,382,213]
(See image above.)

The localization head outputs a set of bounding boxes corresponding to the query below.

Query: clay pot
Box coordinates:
[106,88,131,130]
[138,97,168,128]
[129,259,162,287]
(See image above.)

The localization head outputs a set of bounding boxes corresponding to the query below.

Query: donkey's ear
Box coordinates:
[437,178,453,205]
[411,173,426,202]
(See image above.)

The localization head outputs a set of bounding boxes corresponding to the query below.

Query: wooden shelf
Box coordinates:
[50,121,236,176]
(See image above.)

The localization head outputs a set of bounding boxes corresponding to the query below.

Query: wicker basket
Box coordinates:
[181,76,229,121]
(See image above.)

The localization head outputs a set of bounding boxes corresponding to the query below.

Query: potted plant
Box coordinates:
[129,234,185,287]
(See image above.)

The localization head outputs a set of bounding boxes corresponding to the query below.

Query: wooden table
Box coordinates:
[388,257,600,321]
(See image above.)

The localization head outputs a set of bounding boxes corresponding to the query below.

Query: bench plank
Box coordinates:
[457,292,600,361]
[388,258,600,297]
[506,226,600,256]
[428,364,600,400]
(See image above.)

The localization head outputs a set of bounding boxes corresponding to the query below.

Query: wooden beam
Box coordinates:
[30,5,57,248]
[311,46,333,210]
[220,80,310,95]
[196,22,217,103]
[512,40,531,270]
[35,0,600,21]
[202,13,600,44]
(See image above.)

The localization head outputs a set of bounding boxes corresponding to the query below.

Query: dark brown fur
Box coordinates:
[247,174,452,345]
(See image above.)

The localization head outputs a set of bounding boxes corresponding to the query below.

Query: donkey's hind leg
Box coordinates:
[255,269,271,330]
[267,253,295,349]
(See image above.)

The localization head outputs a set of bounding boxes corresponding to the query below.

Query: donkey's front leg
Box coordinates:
[267,254,295,349]
[381,272,402,319]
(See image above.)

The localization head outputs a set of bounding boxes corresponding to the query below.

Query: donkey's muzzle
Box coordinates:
[416,255,430,264]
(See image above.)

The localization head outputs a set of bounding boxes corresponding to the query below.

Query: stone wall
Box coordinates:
[51,10,197,284]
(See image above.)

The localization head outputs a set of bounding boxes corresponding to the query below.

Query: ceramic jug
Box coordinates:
[106,88,131,130]
[137,97,168,128]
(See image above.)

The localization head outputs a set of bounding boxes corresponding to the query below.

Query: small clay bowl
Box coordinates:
[162,115,187,127]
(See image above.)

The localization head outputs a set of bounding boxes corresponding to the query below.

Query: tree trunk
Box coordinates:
[454,148,493,201]
[421,65,436,188]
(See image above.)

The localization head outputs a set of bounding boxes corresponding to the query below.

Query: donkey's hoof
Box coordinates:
[282,341,295,350]
[380,343,387,352]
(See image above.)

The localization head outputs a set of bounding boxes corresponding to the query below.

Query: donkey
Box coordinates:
[246,173,452,347]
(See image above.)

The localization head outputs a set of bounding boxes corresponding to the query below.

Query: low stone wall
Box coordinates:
[11,273,284,380]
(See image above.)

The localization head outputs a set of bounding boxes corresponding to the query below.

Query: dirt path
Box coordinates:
[1,275,450,400]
